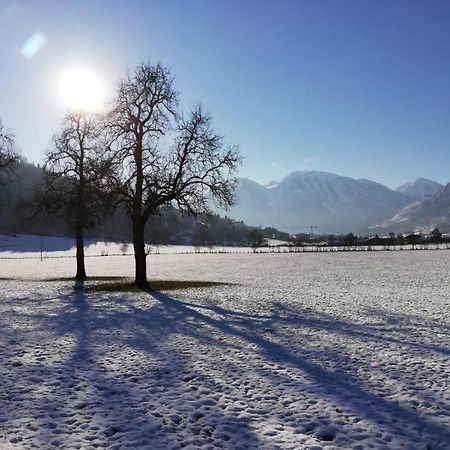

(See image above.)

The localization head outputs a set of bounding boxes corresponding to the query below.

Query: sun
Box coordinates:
[57,67,105,111]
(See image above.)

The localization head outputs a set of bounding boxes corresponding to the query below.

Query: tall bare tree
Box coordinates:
[107,63,241,289]
[41,112,113,281]
[0,119,20,173]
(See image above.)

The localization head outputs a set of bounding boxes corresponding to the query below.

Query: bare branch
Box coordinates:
[0,119,21,175]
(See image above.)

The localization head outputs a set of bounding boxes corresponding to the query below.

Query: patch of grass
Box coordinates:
[45,276,125,282]
[0,275,230,292]
[87,279,230,292]
[153,279,230,291]
[85,279,139,292]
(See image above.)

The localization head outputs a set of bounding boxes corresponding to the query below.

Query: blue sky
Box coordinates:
[1,0,450,188]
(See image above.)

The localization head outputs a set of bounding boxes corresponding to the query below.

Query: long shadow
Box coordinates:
[274,301,450,357]
[0,286,176,448]
[363,305,450,338]
[150,290,450,448]
[46,286,181,449]
[2,281,449,448]
[174,297,450,358]
[0,285,265,448]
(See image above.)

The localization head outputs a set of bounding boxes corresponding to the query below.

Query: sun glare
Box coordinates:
[57,67,105,111]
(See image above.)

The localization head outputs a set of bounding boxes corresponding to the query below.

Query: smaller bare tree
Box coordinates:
[40,112,114,281]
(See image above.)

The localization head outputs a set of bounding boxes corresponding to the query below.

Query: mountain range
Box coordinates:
[228,171,448,234]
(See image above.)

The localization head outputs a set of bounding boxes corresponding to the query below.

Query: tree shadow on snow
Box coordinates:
[148,291,450,448]
[1,285,450,448]
[0,286,264,449]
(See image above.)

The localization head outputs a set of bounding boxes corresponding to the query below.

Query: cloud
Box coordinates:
[304,157,314,164]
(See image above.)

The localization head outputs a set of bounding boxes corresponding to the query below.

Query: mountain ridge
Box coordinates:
[395,178,443,200]
[229,171,447,233]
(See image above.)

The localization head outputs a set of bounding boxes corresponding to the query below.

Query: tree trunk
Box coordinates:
[133,218,149,290]
[75,143,86,282]
[75,220,87,281]
[131,133,150,290]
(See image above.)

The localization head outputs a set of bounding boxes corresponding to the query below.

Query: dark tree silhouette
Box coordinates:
[248,228,264,247]
[0,119,20,173]
[194,222,208,247]
[405,233,420,248]
[430,227,443,244]
[344,232,358,246]
[41,112,114,281]
[106,62,241,289]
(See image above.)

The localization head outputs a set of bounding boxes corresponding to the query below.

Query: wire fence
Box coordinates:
[0,243,449,260]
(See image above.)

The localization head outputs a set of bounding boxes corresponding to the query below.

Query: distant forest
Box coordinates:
[0,159,289,246]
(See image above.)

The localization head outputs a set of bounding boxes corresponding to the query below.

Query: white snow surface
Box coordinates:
[1,251,450,449]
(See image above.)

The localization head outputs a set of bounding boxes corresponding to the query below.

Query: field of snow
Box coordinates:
[0,234,267,258]
[0,234,447,261]
[1,250,449,449]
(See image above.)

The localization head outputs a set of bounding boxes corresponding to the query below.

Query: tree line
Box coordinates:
[290,229,447,247]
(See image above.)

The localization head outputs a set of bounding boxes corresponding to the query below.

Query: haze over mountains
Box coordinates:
[229,171,449,234]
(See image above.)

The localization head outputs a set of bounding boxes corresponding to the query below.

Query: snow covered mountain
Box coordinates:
[380,183,450,232]
[230,171,412,233]
[395,178,443,200]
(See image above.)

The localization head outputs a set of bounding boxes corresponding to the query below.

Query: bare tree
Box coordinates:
[41,112,113,281]
[107,62,241,289]
[0,119,20,173]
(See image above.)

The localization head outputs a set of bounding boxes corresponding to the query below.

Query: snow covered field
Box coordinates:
[0,234,264,258]
[0,234,447,260]
[0,251,449,449]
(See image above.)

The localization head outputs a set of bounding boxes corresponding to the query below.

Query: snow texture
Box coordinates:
[1,250,450,449]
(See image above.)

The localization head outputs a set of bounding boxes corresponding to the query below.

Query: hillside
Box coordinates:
[381,183,450,232]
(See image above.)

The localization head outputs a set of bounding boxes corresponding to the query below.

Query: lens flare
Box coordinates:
[21,31,47,59]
